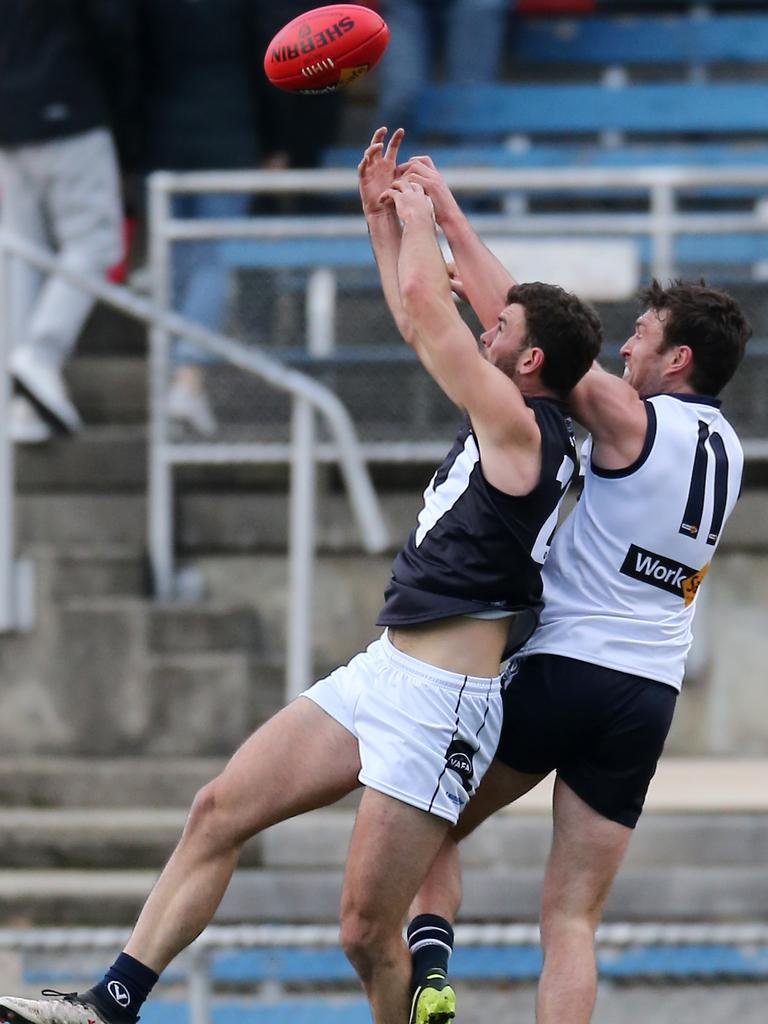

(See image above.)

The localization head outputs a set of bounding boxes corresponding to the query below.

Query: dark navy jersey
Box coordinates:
[377,397,578,651]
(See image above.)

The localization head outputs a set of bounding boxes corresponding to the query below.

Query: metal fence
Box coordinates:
[4,923,768,1024]
[149,165,768,461]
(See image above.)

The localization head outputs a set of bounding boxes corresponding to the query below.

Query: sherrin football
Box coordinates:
[264,4,389,94]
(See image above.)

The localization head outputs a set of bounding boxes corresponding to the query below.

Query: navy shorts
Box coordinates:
[497,653,677,828]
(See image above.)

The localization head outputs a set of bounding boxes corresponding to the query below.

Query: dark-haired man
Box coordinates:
[399,156,751,1024]
[0,129,601,1024]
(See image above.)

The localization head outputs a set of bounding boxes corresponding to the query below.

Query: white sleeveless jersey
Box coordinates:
[522,394,743,690]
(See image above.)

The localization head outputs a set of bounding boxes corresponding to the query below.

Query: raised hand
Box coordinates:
[358,126,405,217]
[398,155,456,225]
[445,260,469,303]
[379,179,436,227]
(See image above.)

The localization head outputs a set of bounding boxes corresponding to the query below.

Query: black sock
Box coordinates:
[83,953,159,1023]
[407,913,454,989]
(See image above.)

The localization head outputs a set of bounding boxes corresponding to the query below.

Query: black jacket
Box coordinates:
[137,0,265,172]
[0,0,138,161]
[136,0,342,172]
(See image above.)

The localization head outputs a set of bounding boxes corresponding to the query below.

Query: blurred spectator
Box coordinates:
[135,1,346,436]
[375,0,512,133]
[0,0,137,444]
[135,0,268,436]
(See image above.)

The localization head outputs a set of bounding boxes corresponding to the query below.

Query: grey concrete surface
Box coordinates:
[453,980,768,1024]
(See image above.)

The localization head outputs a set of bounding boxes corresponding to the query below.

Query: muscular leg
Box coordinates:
[124,698,361,972]
[339,789,452,1024]
[536,776,631,1024]
[410,758,549,921]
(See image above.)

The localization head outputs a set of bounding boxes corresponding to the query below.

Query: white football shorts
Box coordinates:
[302,630,503,823]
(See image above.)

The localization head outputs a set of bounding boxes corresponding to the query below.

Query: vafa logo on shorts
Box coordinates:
[620,544,710,607]
[445,739,476,793]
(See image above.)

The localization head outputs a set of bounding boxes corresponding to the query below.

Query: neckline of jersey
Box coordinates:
[645,391,721,409]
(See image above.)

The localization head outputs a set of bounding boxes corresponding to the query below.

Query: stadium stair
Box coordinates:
[1,761,768,926]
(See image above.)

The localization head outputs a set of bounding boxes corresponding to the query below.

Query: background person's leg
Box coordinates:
[172,191,251,359]
[35,129,122,367]
[10,130,122,432]
[536,776,632,1024]
[168,191,251,434]
[0,147,54,442]
[0,148,47,347]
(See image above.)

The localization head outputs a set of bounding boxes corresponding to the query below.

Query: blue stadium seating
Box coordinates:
[409,82,768,139]
[323,11,768,185]
[320,9,768,274]
[516,14,768,64]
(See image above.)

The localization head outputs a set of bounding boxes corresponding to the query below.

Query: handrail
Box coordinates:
[0,228,389,699]
[150,164,768,290]
[0,229,387,551]
[151,164,768,191]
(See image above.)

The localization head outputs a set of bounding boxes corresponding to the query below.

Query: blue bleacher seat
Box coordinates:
[319,6,768,275]
[516,15,768,65]
[322,10,768,201]
[410,83,768,139]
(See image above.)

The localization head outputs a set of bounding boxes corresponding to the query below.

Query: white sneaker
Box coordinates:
[167,379,218,436]
[0,992,111,1024]
[9,347,82,434]
[9,396,53,444]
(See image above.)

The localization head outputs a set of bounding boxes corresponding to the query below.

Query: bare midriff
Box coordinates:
[387,615,510,679]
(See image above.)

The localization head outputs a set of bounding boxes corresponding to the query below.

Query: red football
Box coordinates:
[264,4,389,94]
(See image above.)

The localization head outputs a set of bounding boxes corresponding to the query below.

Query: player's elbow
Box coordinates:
[400,272,433,318]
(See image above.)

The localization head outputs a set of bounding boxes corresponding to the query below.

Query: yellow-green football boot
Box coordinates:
[408,970,456,1024]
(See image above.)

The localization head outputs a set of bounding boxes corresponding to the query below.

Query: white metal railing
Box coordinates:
[3,923,768,1024]
[150,166,768,468]
[149,163,768,283]
[0,228,388,699]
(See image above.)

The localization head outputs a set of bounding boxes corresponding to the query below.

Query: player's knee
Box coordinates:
[540,906,597,952]
[184,778,241,850]
[340,908,394,981]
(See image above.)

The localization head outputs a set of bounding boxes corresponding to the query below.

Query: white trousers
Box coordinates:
[0,128,122,369]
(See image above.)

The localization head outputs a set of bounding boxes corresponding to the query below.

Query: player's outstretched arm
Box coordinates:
[400,155,516,329]
[359,127,415,343]
[384,180,539,493]
[569,364,650,470]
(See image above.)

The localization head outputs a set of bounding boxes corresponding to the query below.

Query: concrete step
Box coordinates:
[47,598,273,756]
[1,761,767,923]
[0,593,283,757]
[3,862,768,927]
[15,492,413,552]
[31,545,148,599]
[147,604,263,655]
[16,488,768,553]
[16,428,146,492]
[77,304,147,359]
[0,758,226,808]
[0,809,272,870]
[258,809,768,871]
[49,595,265,655]
[67,357,146,425]
[3,806,768,873]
